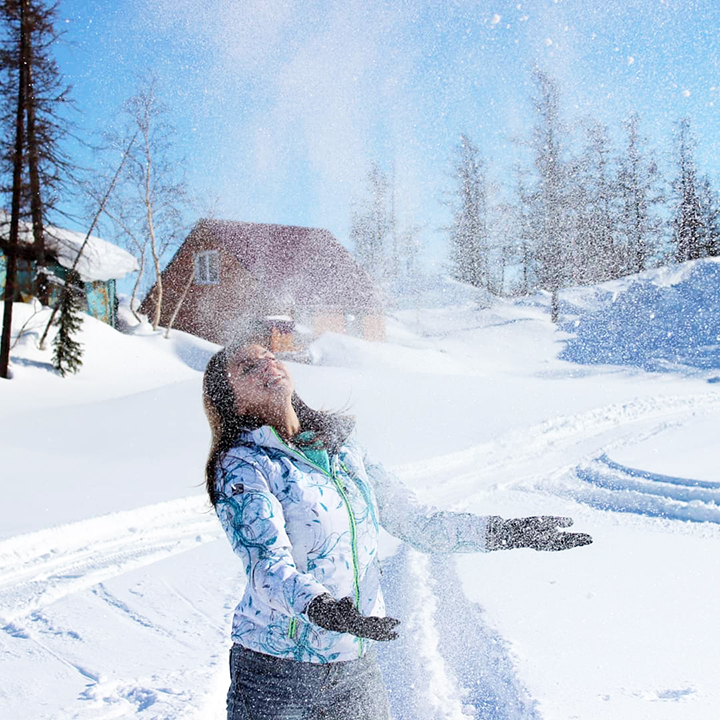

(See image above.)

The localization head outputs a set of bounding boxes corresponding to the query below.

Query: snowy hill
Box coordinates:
[560,258,720,372]
[1,264,719,719]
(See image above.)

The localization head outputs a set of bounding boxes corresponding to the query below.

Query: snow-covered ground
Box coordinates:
[2,260,719,719]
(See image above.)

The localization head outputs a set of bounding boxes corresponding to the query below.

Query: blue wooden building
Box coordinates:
[0,215,137,327]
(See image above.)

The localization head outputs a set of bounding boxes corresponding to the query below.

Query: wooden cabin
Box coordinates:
[0,214,137,328]
[140,219,385,348]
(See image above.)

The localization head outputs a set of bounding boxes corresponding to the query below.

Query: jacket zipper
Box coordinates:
[270,429,364,656]
[341,461,381,575]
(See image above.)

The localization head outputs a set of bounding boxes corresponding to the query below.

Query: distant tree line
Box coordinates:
[445,69,720,322]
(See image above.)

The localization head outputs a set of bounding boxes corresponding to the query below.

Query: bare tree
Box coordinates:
[97,74,189,330]
[163,268,194,339]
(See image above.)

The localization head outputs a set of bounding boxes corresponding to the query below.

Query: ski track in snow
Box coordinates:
[396,391,720,496]
[572,454,720,523]
[0,496,222,626]
[379,547,539,720]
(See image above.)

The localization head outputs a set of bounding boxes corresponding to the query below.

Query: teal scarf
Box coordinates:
[293,431,331,474]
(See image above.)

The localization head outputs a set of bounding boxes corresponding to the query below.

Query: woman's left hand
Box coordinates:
[486,516,593,551]
[307,594,401,641]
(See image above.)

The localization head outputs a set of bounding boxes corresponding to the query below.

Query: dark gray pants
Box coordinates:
[227,644,391,720]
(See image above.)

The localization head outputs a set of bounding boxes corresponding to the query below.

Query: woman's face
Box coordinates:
[226,344,294,417]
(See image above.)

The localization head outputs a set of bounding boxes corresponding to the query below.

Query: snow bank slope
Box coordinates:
[560,258,720,370]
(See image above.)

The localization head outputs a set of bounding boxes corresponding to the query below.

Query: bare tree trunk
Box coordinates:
[551,288,559,324]
[10,301,42,350]
[164,270,194,339]
[129,244,146,323]
[0,2,28,380]
[96,202,146,323]
[148,228,162,331]
[140,119,163,331]
[23,0,48,305]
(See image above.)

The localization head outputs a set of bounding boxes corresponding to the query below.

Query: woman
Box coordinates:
[203,341,592,720]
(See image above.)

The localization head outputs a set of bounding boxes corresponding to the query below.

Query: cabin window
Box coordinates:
[194,250,219,285]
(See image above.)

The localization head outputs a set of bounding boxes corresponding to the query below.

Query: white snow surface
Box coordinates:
[2,262,720,719]
[1,211,137,282]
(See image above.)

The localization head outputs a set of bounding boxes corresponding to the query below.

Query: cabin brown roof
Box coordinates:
[193,219,383,313]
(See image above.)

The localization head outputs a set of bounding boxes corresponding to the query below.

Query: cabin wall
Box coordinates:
[362,315,386,342]
[269,327,294,353]
[0,253,34,301]
[139,223,387,346]
[84,279,116,326]
[313,314,346,336]
[140,232,276,345]
[0,253,118,327]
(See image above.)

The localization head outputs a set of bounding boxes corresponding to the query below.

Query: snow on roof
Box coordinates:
[44,225,138,282]
[0,211,138,282]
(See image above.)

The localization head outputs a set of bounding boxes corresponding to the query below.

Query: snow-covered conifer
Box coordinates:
[351,163,393,284]
[52,269,84,376]
[447,133,489,290]
[672,118,706,263]
[529,69,571,321]
[616,113,664,274]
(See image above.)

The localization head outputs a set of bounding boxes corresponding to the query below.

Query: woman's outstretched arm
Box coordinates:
[359,444,592,553]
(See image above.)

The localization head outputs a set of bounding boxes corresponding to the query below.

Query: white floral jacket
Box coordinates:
[214,426,491,663]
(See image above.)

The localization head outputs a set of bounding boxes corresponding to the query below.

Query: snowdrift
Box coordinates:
[560,258,720,371]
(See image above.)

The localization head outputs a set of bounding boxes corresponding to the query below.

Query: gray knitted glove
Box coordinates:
[307,594,400,641]
[486,516,593,551]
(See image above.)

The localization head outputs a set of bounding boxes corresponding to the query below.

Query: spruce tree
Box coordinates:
[350,162,393,284]
[447,133,489,290]
[52,269,83,376]
[672,119,705,263]
[616,113,664,275]
[698,175,720,258]
[529,69,569,322]
[572,119,620,284]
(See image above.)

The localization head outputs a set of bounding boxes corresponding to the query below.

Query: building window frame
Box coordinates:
[194,250,219,285]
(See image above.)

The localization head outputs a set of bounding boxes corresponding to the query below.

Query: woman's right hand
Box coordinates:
[486,516,593,551]
[307,594,400,641]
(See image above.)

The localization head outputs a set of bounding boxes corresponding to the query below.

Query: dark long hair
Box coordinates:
[203,347,354,505]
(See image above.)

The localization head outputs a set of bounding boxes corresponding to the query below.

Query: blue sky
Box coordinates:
[54,0,719,273]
